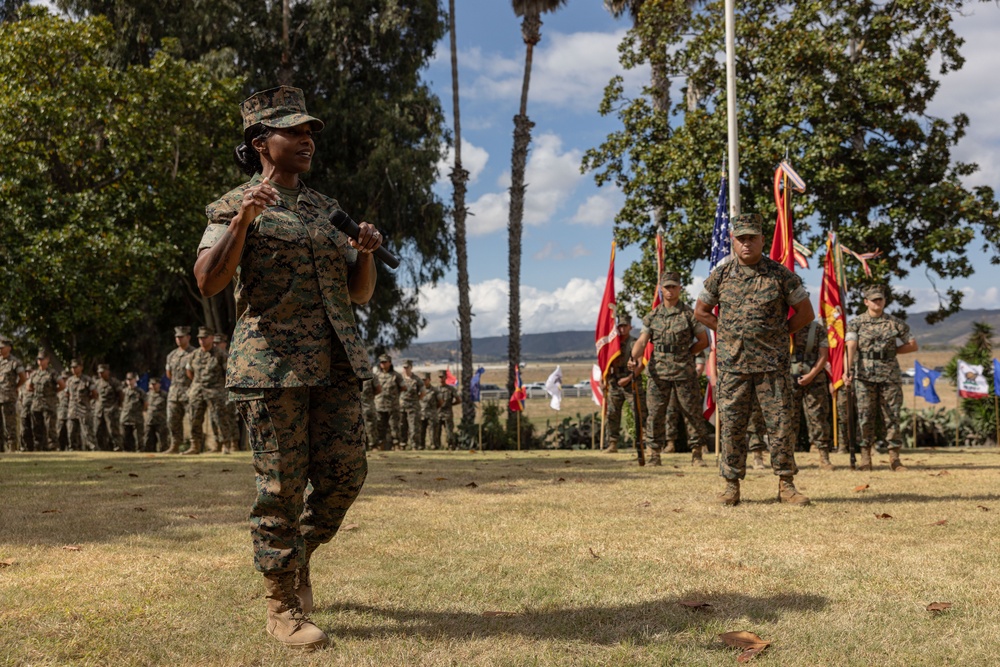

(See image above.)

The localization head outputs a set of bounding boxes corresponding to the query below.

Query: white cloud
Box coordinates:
[902,285,1000,314]
[415,276,607,342]
[436,138,489,186]
[467,132,584,236]
[571,188,622,226]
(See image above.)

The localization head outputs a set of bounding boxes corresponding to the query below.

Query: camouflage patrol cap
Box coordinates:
[0,336,11,347]
[36,348,49,359]
[174,326,191,337]
[437,370,448,378]
[616,315,632,327]
[864,285,888,300]
[125,372,136,380]
[97,363,110,372]
[378,353,391,363]
[70,358,82,368]
[402,359,413,368]
[150,376,161,385]
[422,372,431,379]
[660,271,682,287]
[197,326,214,339]
[241,86,325,132]
[213,333,228,343]
[731,213,764,237]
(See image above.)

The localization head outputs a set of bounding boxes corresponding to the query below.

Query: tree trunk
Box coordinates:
[279,0,292,85]
[449,0,476,431]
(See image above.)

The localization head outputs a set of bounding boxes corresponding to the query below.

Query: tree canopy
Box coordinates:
[584,0,1000,321]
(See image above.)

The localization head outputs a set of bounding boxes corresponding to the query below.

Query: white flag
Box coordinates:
[957,360,989,399]
[545,365,563,411]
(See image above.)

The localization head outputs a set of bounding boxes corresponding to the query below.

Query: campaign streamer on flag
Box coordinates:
[703,172,730,420]
[914,361,941,404]
[445,367,458,386]
[590,364,604,407]
[595,242,621,379]
[771,160,806,271]
[957,360,989,399]
[545,366,563,411]
[469,366,486,403]
[508,366,526,412]
[642,229,666,365]
[819,233,846,390]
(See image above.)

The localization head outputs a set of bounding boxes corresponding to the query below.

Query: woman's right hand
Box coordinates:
[236,177,279,225]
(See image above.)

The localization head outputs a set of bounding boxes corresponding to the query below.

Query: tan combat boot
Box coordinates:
[647,447,662,466]
[263,572,327,649]
[752,450,766,470]
[162,441,180,454]
[778,476,810,505]
[603,440,618,453]
[818,449,834,471]
[664,440,676,454]
[296,548,315,614]
[718,479,740,506]
[181,439,201,455]
[221,441,231,455]
[691,446,707,467]
[888,448,907,472]
[858,446,872,471]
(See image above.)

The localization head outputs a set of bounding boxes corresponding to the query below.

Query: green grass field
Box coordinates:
[3,446,999,666]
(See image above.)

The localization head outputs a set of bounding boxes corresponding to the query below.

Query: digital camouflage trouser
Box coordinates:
[421,416,441,450]
[93,408,122,451]
[67,416,94,451]
[746,403,768,453]
[792,377,832,452]
[718,371,799,480]
[438,411,457,449]
[235,379,368,574]
[31,409,58,451]
[605,382,643,448]
[144,420,168,453]
[376,409,401,449]
[189,389,224,451]
[167,398,188,451]
[646,376,706,452]
[362,406,379,450]
[1,402,16,452]
[401,409,420,450]
[854,379,903,450]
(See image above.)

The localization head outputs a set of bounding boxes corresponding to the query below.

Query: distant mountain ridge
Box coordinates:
[398,308,1000,362]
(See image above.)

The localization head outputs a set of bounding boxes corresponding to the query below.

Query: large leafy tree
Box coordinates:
[0,8,241,368]
[57,0,451,354]
[584,0,1000,321]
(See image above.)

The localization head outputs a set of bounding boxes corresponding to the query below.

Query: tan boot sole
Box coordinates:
[266,624,328,650]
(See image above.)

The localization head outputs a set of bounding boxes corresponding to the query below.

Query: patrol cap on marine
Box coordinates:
[70,358,82,368]
[36,348,49,359]
[616,314,632,327]
[0,335,11,347]
[125,372,136,380]
[241,86,325,132]
[150,376,161,385]
[422,371,431,379]
[403,359,413,368]
[174,326,191,337]
[378,353,391,363]
[660,271,682,287]
[437,370,447,378]
[197,326,214,339]
[731,213,764,237]
[213,333,228,343]
[97,363,110,372]
[864,284,888,301]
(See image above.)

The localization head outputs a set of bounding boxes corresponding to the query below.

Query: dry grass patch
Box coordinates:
[2,447,1000,666]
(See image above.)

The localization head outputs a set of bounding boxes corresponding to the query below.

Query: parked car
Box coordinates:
[524,382,547,398]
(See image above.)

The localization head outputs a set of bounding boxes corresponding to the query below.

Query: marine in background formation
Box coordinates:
[93,363,123,451]
[436,370,459,450]
[360,376,381,450]
[184,326,228,455]
[164,326,195,454]
[419,372,441,450]
[398,360,424,450]
[373,353,404,450]
[28,349,64,451]
[65,359,96,451]
[144,376,169,453]
[0,336,26,452]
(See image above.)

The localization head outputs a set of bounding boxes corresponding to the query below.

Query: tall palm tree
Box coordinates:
[449,0,476,432]
[507,0,568,430]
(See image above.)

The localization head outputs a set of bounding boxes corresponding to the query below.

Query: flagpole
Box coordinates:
[724,0,740,216]
[592,411,596,450]
[995,395,998,446]
[517,411,521,451]
[912,385,917,448]
[832,388,839,452]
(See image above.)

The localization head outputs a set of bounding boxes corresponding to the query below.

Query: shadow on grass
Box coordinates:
[321,592,827,644]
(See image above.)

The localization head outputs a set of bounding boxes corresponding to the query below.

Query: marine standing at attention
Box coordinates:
[194,86,383,650]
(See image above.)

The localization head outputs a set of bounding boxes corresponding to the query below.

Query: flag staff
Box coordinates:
[724,0,741,217]
[912,386,917,448]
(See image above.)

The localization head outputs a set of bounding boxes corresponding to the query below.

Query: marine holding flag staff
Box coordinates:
[193,86,384,650]
[694,214,814,507]
[845,285,918,472]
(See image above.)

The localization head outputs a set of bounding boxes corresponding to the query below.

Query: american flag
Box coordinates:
[703,174,729,420]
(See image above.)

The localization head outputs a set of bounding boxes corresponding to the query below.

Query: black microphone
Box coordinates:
[329,209,400,269]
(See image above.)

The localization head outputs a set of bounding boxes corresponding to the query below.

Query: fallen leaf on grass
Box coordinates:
[679,600,712,609]
[931,519,948,526]
[393,476,407,482]
[672,508,683,513]
[555,477,566,483]
[926,602,953,612]
[220,469,231,473]
[738,645,769,663]
[674,472,685,477]
[465,482,478,488]
[482,611,518,618]
[62,545,82,551]
[186,515,198,519]
[341,523,359,531]
[589,548,600,560]
[128,473,139,478]
[434,477,448,481]
[423,492,430,496]
[637,500,652,508]
[931,470,951,477]
[977,505,990,512]
[134,507,146,512]
[719,631,770,650]
[103,466,114,470]
[853,484,870,492]
[124,493,141,497]
[875,513,893,519]
[41,509,60,514]
[0,559,14,568]
[177,474,185,478]
[564,460,572,465]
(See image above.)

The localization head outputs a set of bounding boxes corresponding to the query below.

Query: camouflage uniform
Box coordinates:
[360,377,381,450]
[18,376,33,451]
[93,367,123,451]
[165,332,195,453]
[185,338,227,454]
[120,380,146,452]
[436,376,459,450]
[846,310,912,454]
[213,340,243,451]
[699,248,809,482]
[398,365,423,450]
[790,320,832,453]
[664,350,707,452]
[642,304,709,460]
[604,333,644,451]
[56,377,70,451]
[0,348,25,452]
[144,384,169,453]
[65,368,96,451]
[29,361,61,451]
[373,360,404,449]
[418,374,441,450]
[200,140,371,576]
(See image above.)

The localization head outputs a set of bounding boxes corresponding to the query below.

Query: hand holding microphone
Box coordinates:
[329,209,400,269]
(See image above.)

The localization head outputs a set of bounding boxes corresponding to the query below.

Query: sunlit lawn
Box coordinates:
[2,445,999,666]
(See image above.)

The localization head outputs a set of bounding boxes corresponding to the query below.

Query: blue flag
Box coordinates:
[994,359,1000,397]
[469,366,485,402]
[914,361,941,404]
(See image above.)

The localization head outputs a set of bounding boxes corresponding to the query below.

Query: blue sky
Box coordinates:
[414,1,1000,343]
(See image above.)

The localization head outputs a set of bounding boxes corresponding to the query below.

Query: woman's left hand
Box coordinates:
[350,222,383,254]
